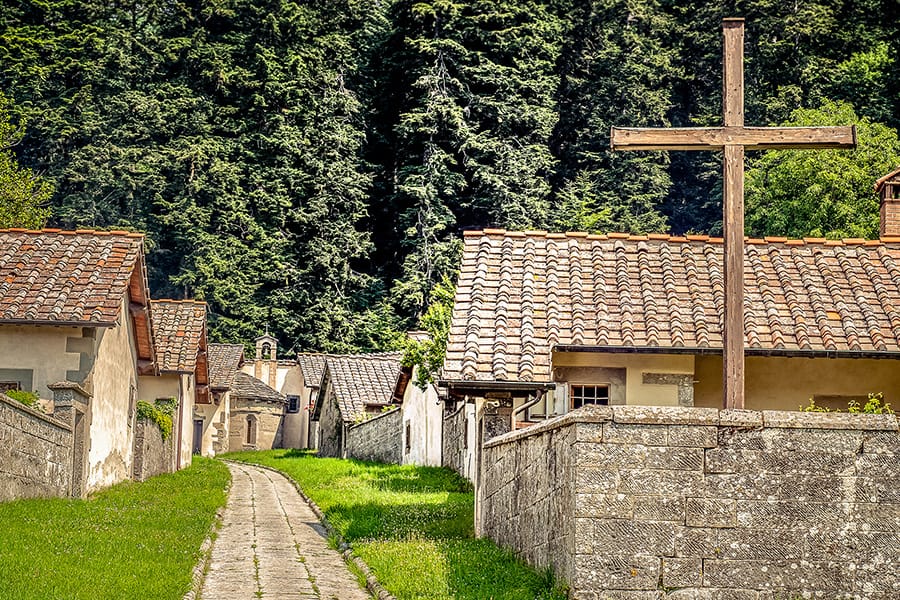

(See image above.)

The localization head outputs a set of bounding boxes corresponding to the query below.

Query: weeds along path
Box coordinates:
[200,462,371,600]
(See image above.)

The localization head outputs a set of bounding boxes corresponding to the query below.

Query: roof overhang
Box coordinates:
[0,319,115,328]
[438,379,556,399]
[553,344,900,360]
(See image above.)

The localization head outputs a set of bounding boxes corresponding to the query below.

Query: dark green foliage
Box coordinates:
[2,0,900,349]
[4,389,42,412]
[402,276,455,388]
[0,93,50,229]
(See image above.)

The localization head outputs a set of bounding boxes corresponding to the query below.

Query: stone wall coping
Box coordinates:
[48,381,92,399]
[347,405,400,431]
[484,404,899,448]
[0,393,72,432]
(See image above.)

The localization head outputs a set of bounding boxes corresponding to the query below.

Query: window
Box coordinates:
[405,422,411,454]
[246,415,256,445]
[261,343,272,360]
[571,385,609,409]
[0,382,20,393]
[287,395,300,413]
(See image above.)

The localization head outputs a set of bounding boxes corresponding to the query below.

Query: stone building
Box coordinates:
[140,299,209,469]
[228,371,286,451]
[311,353,402,458]
[442,173,900,477]
[0,229,157,495]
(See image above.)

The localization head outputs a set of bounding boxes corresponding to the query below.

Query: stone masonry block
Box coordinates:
[668,426,718,448]
[804,530,899,561]
[576,467,620,494]
[577,443,704,471]
[576,493,634,519]
[863,430,900,454]
[618,469,703,497]
[855,452,899,477]
[685,498,736,528]
[674,526,720,558]
[633,496,685,522]
[594,592,663,600]
[703,559,847,591]
[853,502,900,532]
[702,474,844,502]
[576,422,604,443]
[666,591,759,600]
[715,529,804,560]
[762,410,898,431]
[716,427,863,453]
[662,557,702,587]
[611,405,719,426]
[854,477,900,503]
[704,448,855,475]
[603,422,667,446]
[592,520,675,556]
[574,554,660,591]
[734,500,846,530]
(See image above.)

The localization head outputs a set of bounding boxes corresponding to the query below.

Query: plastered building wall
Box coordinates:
[694,355,900,410]
[84,299,139,493]
[0,324,82,399]
[479,405,900,600]
[400,376,442,466]
[194,391,229,456]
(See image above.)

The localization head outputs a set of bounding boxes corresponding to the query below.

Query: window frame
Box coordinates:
[569,384,610,410]
[286,395,300,413]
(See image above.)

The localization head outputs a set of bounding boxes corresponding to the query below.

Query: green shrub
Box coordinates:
[799,393,894,414]
[5,390,43,413]
[136,398,177,440]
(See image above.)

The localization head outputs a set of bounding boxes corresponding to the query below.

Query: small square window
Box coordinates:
[287,395,300,413]
[571,385,609,409]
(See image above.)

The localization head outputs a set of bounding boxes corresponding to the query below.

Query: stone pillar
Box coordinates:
[49,382,91,499]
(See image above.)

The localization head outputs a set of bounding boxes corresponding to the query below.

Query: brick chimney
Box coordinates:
[877,167,900,237]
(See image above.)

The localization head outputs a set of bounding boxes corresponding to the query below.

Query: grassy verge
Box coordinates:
[0,457,230,600]
[226,449,566,600]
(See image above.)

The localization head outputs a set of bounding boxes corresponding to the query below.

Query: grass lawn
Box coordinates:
[0,457,230,600]
[226,449,566,600]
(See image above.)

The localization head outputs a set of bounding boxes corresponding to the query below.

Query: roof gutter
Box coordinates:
[552,344,900,360]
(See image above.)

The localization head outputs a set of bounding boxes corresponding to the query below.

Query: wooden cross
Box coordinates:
[610,18,856,409]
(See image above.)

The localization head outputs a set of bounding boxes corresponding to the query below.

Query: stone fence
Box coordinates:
[132,417,175,482]
[346,408,402,464]
[478,405,899,600]
[0,393,73,501]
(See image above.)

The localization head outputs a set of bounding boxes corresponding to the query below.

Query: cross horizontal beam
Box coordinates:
[610,125,857,151]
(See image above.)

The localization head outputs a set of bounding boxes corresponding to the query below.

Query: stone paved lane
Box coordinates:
[200,462,371,600]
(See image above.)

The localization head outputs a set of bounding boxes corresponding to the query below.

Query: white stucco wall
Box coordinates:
[0,324,82,399]
[85,298,140,493]
[194,391,230,457]
[400,374,442,466]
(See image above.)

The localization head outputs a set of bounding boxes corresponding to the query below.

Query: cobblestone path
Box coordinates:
[200,462,371,600]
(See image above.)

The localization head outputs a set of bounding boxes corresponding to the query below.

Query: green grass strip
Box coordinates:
[226,449,566,600]
[0,456,230,600]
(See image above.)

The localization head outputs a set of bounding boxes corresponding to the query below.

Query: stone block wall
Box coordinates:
[0,394,73,501]
[346,407,401,464]
[132,417,174,482]
[442,402,468,477]
[479,405,900,600]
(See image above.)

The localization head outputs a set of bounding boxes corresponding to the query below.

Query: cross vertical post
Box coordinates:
[609,18,856,409]
[722,18,745,409]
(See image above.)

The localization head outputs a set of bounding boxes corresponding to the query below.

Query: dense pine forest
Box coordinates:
[2,0,900,352]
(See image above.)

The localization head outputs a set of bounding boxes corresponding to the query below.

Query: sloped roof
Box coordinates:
[151,300,207,373]
[325,353,402,423]
[297,353,326,388]
[444,230,900,383]
[0,229,145,325]
[231,371,285,404]
[208,343,244,390]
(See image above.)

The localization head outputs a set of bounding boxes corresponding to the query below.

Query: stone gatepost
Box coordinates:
[49,382,91,499]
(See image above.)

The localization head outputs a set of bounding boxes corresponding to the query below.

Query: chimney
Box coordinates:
[877,167,900,237]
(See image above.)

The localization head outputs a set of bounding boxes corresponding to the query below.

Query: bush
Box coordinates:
[5,390,43,413]
[799,392,894,414]
[136,398,177,439]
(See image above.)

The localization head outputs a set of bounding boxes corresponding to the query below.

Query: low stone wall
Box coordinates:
[0,394,73,501]
[479,405,900,600]
[132,418,174,482]
[442,402,468,477]
[346,408,402,464]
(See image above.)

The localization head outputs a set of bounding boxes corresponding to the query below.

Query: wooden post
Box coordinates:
[722,19,745,409]
[609,18,856,409]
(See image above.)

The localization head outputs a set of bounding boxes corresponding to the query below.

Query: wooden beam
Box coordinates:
[723,18,744,128]
[610,126,857,151]
[723,144,745,410]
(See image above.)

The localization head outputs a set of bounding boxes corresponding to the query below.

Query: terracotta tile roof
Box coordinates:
[151,300,207,373]
[0,229,145,326]
[325,352,402,423]
[208,343,244,390]
[444,230,900,382]
[231,372,285,404]
[296,353,326,388]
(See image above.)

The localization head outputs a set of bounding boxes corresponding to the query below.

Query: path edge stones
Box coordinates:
[224,460,397,600]
[183,475,232,600]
